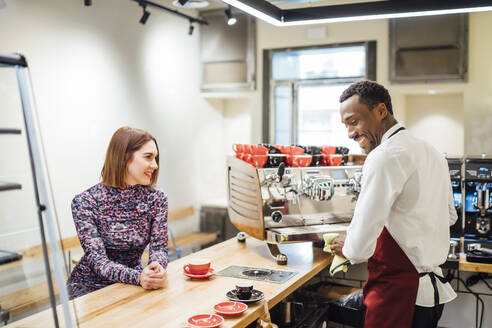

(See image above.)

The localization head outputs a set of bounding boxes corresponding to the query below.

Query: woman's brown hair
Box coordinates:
[101,127,159,188]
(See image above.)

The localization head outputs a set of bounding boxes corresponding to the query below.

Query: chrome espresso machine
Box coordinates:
[463,157,492,263]
[226,156,362,264]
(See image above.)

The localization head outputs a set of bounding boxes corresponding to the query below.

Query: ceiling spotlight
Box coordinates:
[225,6,237,25]
[84,0,92,6]
[172,0,209,8]
[188,20,195,35]
[139,4,151,25]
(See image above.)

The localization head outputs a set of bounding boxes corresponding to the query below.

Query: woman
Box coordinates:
[67,127,168,299]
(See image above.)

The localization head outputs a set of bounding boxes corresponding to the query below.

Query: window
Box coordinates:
[264,42,376,154]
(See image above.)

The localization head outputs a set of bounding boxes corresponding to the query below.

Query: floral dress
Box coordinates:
[66,183,168,299]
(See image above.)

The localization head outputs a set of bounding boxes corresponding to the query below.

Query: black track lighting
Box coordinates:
[224,5,236,26]
[139,3,151,24]
[84,0,92,6]
[178,0,189,6]
[188,20,194,35]
[128,0,208,34]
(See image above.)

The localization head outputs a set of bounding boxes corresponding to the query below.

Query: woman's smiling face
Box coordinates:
[125,140,158,186]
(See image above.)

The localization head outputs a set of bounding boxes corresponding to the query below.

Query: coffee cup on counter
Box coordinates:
[184,258,211,275]
[235,281,254,300]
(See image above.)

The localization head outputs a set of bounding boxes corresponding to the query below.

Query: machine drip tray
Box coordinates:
[465,240,492,264]
[216,265,298,284]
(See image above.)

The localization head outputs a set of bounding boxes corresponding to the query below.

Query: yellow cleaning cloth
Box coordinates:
[323,233,350,276]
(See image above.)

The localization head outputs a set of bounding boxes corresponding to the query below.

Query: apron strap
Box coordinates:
[419,272,449,306]
[388,126,406,139]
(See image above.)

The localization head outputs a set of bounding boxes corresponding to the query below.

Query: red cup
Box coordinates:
[288,154,312,167]
[184,258,211,275]
[321,146,336,155]
[232,144,243,153]
[242,153,252,164]
[250,154,268,168]
[322,154,343,166]
[287,145,304,155]
[251,145,269,155]
[243,144,253,154]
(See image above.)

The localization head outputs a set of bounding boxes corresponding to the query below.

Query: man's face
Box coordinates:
[340,94,386,154]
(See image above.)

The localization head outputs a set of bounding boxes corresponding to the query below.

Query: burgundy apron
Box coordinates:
[362,126,419,328]
[363,227,419,327]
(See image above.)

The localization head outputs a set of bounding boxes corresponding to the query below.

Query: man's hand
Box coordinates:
[140,261,167,290]
[331,234,346,257]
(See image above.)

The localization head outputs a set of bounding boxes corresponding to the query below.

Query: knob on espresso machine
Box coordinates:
[272,211,283,223]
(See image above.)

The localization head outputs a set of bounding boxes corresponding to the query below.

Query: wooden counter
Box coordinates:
[9,236,333,328]
[459,254,492,273]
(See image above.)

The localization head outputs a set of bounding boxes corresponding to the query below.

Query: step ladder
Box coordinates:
[0,53,74,328]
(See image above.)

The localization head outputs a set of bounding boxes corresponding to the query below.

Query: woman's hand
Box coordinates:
[140,261,167,290]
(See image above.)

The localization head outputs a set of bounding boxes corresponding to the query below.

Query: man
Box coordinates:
[331,80,458,328]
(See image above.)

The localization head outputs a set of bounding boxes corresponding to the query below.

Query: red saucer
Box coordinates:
[183,266,215,279]
[187,314,224,328]
[213,301,248,317]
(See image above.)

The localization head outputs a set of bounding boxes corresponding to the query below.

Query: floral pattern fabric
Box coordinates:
[66,183,168,298]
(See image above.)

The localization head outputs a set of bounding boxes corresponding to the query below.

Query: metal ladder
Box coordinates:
[0,53,74,328]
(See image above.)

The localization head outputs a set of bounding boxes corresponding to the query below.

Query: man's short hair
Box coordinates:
[339,80,393,115]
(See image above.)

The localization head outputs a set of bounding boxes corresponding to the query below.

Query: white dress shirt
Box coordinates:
[342,122,458,307]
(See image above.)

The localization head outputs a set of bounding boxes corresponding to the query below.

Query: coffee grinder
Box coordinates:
[463,157,492,263]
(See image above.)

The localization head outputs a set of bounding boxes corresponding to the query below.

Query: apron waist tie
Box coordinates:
[419,272,449,306]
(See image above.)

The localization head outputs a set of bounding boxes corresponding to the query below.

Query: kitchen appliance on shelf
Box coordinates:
[462,157,492,264]
[445,157,462,267]
[447,157,463,238]
[226,156,362,264]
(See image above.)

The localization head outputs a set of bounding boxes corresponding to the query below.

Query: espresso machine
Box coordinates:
[463,157,492,263]
[226,157,362,264]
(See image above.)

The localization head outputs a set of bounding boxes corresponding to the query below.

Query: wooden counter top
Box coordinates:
[459,254,492,273]
[9,237,333,328]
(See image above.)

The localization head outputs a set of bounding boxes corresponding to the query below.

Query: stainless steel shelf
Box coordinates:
[0,128,21,134]
[0,181,22,191]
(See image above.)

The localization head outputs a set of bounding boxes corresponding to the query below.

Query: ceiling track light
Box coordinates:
[225,5,237,26]
[178,0,189,5]
[84,0,92,6]
[130,0,208,29]
[139,3,151,24]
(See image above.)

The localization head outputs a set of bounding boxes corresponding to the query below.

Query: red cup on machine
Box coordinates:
[322,154,343,166]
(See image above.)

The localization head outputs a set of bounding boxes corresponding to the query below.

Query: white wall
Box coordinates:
[406,93,465,156]
[0,0,228,250]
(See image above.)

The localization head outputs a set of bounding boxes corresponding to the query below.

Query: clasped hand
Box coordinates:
[140,261,167,290]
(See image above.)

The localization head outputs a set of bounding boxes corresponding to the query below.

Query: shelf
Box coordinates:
[0,128,21,134]
[0,181,22,192]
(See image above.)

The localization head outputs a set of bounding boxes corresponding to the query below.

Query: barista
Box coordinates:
[330,81,458,328]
